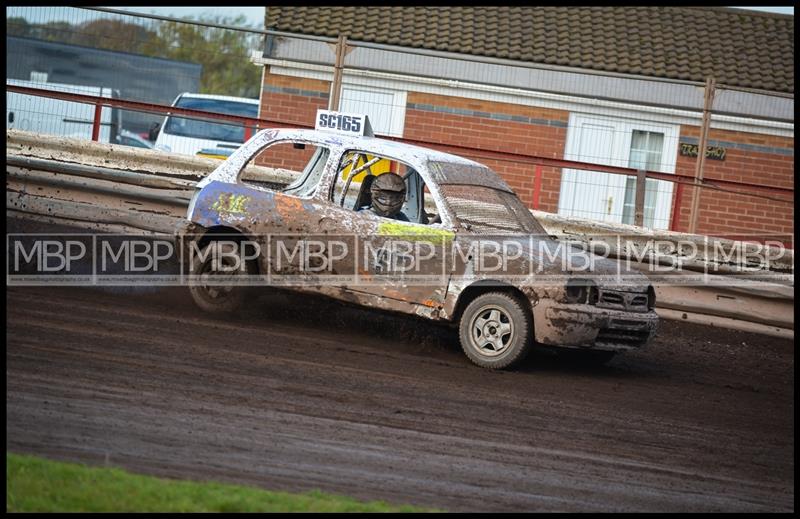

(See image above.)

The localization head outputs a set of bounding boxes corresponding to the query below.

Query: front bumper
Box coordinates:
[532,300,658,351]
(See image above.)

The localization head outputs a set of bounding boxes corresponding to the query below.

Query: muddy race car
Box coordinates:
[179,114,658,369]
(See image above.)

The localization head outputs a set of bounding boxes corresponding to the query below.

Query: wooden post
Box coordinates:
[687,77,716,234]
[329,34,347,111]
[634,169,647,227]
[670,182,685,231]
[532,165,543,209]
[91,103,102,142]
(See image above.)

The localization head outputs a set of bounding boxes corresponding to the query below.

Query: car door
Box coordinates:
[319,149,454,315]
[244,140,349,287]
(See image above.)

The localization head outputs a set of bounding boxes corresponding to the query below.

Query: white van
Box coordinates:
[6,78,120,143]
[153,93,259,156]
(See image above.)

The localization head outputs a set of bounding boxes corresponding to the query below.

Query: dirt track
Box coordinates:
[6,286,794,511]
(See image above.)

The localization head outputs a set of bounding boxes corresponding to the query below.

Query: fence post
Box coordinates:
[91,103,102,142]
[329,34,347,111]
[687,77,716,234]
[532,165,543,209]
[634,169,647,227]
[670,182,685,231]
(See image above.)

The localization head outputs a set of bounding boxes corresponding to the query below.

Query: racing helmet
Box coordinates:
[370,173,406,217]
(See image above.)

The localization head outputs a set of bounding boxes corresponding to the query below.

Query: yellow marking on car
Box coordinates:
[377,222,455,243]
[211,193,250,214]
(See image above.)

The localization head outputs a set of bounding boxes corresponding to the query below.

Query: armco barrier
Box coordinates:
[6,130,793,337]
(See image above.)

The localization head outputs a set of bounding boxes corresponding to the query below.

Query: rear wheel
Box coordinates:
[458,292,532,369]
[189,241,256,313]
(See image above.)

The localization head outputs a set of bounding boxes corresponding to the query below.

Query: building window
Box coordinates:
[622,130,664,226]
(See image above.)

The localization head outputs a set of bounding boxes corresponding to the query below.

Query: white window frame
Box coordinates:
[559,113,680,229]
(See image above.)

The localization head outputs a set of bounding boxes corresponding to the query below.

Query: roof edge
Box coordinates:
[693,6,794,19]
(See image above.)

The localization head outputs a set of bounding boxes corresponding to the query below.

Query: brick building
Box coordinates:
[251,6,794,239]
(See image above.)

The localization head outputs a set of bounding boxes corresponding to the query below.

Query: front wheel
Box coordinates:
[458,292,533,369]
[188,240,256,313]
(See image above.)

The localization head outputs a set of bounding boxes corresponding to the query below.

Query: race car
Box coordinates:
[179,112,658,369]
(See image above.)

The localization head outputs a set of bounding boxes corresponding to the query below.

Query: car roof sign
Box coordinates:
[315,110,374,137]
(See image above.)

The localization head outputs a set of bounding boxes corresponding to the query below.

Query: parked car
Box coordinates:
[179,127,658,369]
[153,93,258,156]
[115,129,154,149]
[7,78,121,144]
[195,147,234,160]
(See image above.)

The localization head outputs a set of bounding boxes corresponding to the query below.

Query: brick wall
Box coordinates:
[672,126,794,241]
[404,92,567,211]
[257,70,793,240]
[255,69,329,170]
[260,73,330,127]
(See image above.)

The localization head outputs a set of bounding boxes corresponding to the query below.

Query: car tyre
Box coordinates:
[189,240,256,313]
[459,292,533,369]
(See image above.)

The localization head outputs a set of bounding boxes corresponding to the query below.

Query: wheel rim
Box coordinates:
[469,304,515,357]
[196,251,240,301]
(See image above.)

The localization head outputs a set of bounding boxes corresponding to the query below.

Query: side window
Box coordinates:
[240,141,329,197]
[330,150,439,225]
[421,184,441,225]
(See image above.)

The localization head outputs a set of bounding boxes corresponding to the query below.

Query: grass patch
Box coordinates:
[6,452,435,512]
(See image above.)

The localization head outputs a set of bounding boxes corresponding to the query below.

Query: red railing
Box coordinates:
[7,84,794,227]
[6,85,312,140]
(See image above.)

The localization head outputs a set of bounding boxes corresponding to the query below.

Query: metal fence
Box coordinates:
[6,6,261,143]
[5,6,794,239]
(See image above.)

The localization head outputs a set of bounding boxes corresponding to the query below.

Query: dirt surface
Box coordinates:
[6,286,794,512]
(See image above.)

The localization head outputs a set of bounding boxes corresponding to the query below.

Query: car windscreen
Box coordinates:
[438,184,547,235]
[163,97,258,143]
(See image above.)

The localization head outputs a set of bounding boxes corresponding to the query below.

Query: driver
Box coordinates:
[369,173,408,221]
